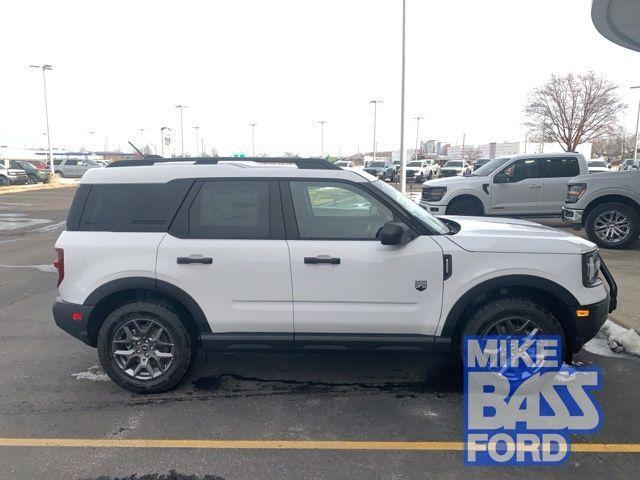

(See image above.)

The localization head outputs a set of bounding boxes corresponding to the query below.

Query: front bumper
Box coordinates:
[53,298,94,346]
[440,170,461,177]
[419,200,447,214]
[562,207,584,226]
[573,296,610,352]
[8,174,28,185]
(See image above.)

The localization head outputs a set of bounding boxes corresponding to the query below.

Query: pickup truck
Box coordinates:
[405,160,439,182]
[563,169,640,249]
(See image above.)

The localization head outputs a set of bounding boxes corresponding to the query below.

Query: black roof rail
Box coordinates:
[107,157,342,170]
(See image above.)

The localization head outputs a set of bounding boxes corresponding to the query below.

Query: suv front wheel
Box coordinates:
[97,300,193,393]
[585,202,639,249]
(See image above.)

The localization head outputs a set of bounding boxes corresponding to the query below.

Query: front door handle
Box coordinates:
[177,256,213,265]
[304,256,341,265]
[529,184,542,189]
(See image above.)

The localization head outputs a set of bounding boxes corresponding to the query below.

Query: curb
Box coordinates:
[0,182,77,196]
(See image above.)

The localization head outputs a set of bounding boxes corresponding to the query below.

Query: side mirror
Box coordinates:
[493,173,508,184]
[379,221,411,246]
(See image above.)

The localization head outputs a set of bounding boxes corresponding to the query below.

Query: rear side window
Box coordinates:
[544,157,580,178]
[76,180,192,232]
[188,180,270,238]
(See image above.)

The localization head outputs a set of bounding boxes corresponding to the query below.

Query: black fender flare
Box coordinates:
[83,276,212,334]
[439,274,580,337]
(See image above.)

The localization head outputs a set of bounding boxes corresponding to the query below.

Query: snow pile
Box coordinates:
[601,320,640,357]
[71,365,110,382]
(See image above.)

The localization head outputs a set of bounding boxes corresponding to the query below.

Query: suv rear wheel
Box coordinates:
[97,300,193,393]
[585,202,639,249]
[461,297,564,342]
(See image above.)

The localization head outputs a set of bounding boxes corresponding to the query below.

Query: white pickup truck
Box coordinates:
[405,159,439,182]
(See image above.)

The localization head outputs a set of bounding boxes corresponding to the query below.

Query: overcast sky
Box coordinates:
[1,0,640,157]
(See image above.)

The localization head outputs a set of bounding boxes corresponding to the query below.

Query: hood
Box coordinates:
[423,175,484,187]
[442,216,596,255]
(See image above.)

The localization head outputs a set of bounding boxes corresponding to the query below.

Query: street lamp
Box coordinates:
[631,86,640,163]
[399,0,407,194]
[369,100,383,166]
[193,126,200,156]
[138,128,145,148]
[249,123,257,156]
[175,105,188,157]
[29,64,54,174]
[316,121,327,157]
[412,116,423,160]
[160,127,171,157]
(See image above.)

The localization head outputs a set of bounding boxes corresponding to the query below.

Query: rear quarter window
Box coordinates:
[74,180,193,232]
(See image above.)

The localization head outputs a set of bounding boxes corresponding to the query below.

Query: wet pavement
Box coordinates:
[0,187,639,480]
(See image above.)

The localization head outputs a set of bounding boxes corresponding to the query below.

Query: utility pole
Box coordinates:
[412,116,423,160]
[249,123,257,156]
[370,100,383,166]
[193,126,200,156]
[399,0,407,194]
[160,127,171,157]
[316,121,327,157]
[29,64,54,173]
[175,105,188,157]
[138,128,145,149]
[461,133,466,160]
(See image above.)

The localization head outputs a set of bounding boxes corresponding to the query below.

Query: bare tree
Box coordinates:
[524,72,626,152]
[462,147,483,162]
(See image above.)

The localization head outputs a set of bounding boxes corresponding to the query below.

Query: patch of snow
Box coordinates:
[583,319,640,358]
[71,365,110,382]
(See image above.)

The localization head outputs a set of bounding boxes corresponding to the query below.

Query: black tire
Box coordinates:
[585,202,639,250]
[97,300,193,393]
[446,197,484,216]
[55,171,64,177]
[427,171,433,181]
[461,297,563,341]
[27,175,38,184]
[0,175,7,186]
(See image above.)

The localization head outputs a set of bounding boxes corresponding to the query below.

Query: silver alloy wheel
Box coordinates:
[594,210,631,244]
[111,318,175,380]
[482,316,544,336]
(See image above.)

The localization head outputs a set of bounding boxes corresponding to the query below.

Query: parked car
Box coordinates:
[335,160,354,168]
[10,160,47,183]
[587,159,610,174]
[363,160,395,181]
[53,157,614,393]
[439,160,471,177]
[620,159,636,171]
[562,169,640,249]
[420,153,588,216]
[53,158,103,178]
[473,158,491,171]
[0,163,28,186]
[23,159,50,170]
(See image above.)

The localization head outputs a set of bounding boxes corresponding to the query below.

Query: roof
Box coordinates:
[81,158,376,184]
[592,0,640,52]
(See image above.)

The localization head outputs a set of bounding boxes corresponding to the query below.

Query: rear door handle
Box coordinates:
[177,256,213,265]
[304,256,341,265]
[529,184,542,189]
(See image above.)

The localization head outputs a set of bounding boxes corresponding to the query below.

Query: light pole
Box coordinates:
[631,86,640,163]
[461,133,466,160]
[399,0,407,194]
[29,64,54,173]
[160,127,171,157]
[249,123,257,156]
[370,100,383,166]
[175,105,188,157]
[88,130,95,152]
[524,129,535,154]
[138,128,145,148]
[316,121,327,157]
[412,116,423,160]
[193,126,200,156]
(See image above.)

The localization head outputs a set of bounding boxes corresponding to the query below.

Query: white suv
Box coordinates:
[420,153,588,216]
[53,157,614,393]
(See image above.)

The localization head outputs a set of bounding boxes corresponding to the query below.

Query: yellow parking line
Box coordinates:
[0,438,639,452]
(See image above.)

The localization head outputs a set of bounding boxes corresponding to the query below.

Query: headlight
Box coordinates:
[566,183,587,204]
[422,186,447,202]
[582,251,601,287]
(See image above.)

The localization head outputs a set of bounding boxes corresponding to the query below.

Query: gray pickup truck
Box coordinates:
[53,158,102,178]
[563,170,640,249]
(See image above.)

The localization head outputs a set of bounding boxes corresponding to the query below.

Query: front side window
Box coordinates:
[66,160,78,166]
[290,181,393,239]
[189,181,270,238]
[499,159,542,182]
[545,157,580,177]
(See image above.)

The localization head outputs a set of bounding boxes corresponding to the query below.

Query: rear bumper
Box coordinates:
[52,298,94,346]
[8,175,28,185]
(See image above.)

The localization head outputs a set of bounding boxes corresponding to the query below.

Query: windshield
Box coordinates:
[371,180,450,235]
[335,161,348,166]
[444,161,463,168]
[470,157,513,176]
[589,161,607,167]
[86,159,99,165]
[369,161,386,168]
[407,161,423,167]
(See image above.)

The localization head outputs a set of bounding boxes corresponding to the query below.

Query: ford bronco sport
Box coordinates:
[53,158,616,393]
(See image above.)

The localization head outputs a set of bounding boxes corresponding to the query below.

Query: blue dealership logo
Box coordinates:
[463,335,601,466]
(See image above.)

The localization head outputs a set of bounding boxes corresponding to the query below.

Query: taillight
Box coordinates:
[54,248,64,287]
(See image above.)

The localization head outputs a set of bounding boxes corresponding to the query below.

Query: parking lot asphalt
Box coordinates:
[0,187,639,480]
